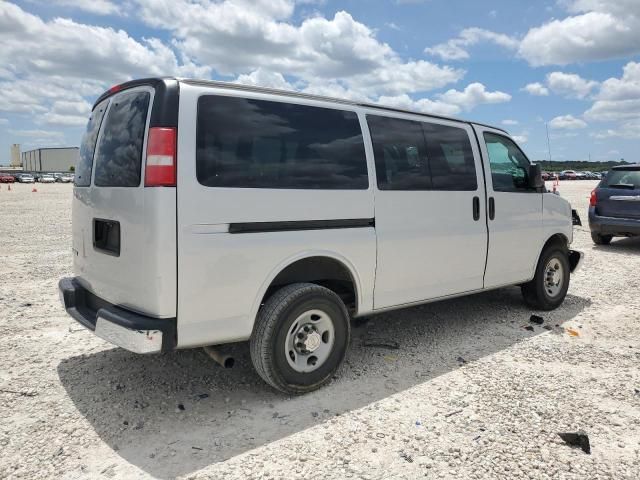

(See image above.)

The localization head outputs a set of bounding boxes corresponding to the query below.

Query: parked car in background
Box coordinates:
[560,170,578,180]
[57,173,74,183]
[59,77,584,394]
[0,173,16,183]
[17,174,35,183]
[39,174,56,183]
[589,164,640,244]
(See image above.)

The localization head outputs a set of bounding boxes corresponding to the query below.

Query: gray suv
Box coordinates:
[589,164,640,244]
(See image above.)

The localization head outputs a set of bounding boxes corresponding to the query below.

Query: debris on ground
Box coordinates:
[399,451,414,463]
[176,404,185,412]
[0,389,37,397]
[456,356,467,364]
[197,393,209,400]
[529,315,544,325]
[524,325,535,331]
[362,339,399,349]
[558,432,591,454]
[543,325,553,331]
[444,409,463,418]
[565,328,580,337]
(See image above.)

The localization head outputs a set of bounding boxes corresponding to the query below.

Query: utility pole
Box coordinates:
[546,123,552,162]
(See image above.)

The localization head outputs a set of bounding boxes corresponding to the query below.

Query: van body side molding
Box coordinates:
[228,218,375,234]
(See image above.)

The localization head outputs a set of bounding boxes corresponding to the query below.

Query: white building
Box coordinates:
[21,147,79,172]
[10,144,21,167]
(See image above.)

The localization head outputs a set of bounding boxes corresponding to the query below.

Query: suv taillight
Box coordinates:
[145,127,176,187]
[589,189,597,207]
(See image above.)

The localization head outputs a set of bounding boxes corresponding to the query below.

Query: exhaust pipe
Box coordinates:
[203,346,235,368]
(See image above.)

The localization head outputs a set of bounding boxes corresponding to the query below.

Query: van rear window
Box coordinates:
[94,91,150,187]
[196,96,368,189]
[75,98,109,187]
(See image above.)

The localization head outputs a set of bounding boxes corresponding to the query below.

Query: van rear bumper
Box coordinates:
[58,277,176,354]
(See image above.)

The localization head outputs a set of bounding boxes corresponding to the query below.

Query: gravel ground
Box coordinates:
[1,180,639,479]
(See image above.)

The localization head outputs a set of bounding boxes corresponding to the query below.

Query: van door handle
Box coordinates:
[488,197,495,220]
[472,196,480,221]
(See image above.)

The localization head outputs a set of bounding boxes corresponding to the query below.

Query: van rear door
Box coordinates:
[72,80,177,318]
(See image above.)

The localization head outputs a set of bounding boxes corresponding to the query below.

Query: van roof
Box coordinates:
[95,77,508,134]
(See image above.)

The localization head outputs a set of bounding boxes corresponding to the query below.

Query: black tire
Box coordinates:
[521,245,570,311]
[591,232,612,245]
[250,283,350,394]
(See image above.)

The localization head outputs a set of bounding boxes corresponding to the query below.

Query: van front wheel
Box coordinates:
[250,283,350,394]
[521,246,570,311]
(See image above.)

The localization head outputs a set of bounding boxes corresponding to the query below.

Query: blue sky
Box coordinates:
[1,0,639,165]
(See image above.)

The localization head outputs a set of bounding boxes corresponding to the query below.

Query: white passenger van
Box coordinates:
[59,78,583,393]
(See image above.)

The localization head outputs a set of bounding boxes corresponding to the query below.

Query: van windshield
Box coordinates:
[75,98,109,187]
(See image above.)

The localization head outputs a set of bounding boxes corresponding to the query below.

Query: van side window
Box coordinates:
[483,133,532,192]
[94,91,150,187]
[367,115,431,190]
[196,96,368,189]
[422,122,477,191]
[368,115,477,191]
[75,98,109,187]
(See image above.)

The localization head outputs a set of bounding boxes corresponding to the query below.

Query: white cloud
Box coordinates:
[522,82,549,96]
[585,62,640,122]
[548,114,588,129]
[502,119,519,126]
[425,27,518,61]
[438,82,511,110]
[53,0,122,16]
[591,119,640,139]
[134,1,462,96]
[546,72,599,99]
[40,100,93,126]
[519,1,640,66]
[0,2,210,84]
[376,94,462,116]
[512,134,528,144]
[234,68,294,91]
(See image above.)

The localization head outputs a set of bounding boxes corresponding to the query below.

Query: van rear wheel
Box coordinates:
[521,246,570,311]
[250,283,350,394]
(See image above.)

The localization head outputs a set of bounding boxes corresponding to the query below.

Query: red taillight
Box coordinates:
[589,189,597,206]
[145,127,176,187]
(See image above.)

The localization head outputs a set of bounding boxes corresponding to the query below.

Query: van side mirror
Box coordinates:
[528,164,544,189]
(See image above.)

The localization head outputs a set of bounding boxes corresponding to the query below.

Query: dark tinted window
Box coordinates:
[368,115,477,191]
[601,170,640,189]
[483,133,532,192]
[367,115,431,190]
[196,96,368,189]
[75,98,109,187]
[422,123,477,190]
[94,91,150,187]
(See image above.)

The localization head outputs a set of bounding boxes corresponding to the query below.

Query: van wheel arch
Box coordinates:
[259,256,359,316]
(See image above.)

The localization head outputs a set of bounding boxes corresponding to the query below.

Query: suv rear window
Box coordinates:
[75,98,109,187]
[601,170,640,189]
[196,95,368,189]
[94,91,150,187]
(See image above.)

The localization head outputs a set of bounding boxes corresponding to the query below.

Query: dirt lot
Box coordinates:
[1,180,639,479]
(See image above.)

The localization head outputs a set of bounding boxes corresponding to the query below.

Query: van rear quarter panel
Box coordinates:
[175,84,376,348]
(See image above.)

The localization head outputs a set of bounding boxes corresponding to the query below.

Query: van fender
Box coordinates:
[249,250,364,325]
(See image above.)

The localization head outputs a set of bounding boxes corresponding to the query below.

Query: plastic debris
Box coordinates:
[558,432,591,454]
[529,315,544,325]
[566,328,580,337]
